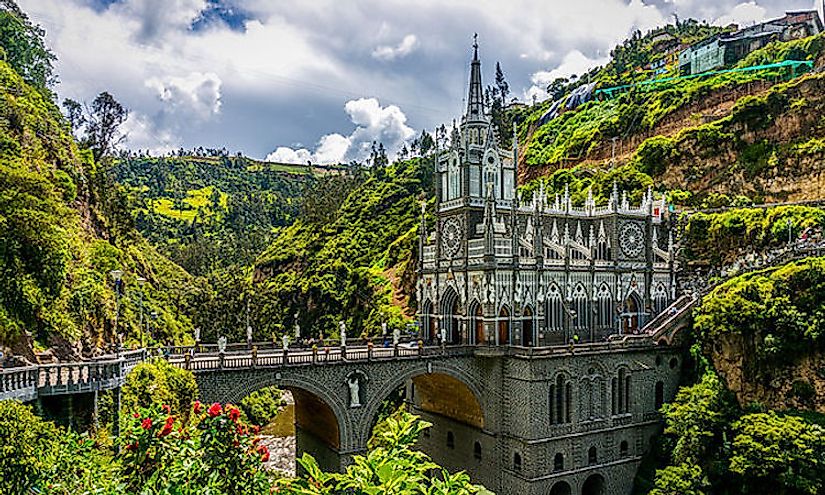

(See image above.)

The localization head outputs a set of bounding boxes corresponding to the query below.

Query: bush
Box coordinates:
[122,359,198,417]
[0,400,60,494]
[239,387,285,426]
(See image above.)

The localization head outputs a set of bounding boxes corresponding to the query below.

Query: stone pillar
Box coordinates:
[112,387,121,439]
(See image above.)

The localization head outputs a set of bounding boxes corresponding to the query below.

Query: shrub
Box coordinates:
[0,400,59,494]
[239,386,285,426]
[122,359,198,417]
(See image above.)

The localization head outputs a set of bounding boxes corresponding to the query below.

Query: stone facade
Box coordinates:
[417,43,677,348]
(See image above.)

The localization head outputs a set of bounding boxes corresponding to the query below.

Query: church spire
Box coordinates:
[465,33,485,122]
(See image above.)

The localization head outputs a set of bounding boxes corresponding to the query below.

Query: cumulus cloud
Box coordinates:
[372,34,419,61]
[113,0,207,43]
[525,50,609,102]
[121,112,182,154]
[145,72,223,119]
[713,2,768,27]
[266,97,414,165]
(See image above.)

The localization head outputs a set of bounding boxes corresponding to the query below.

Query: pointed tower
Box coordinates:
[466,33,485,123]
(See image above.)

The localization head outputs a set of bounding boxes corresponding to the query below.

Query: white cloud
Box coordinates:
[266,97,414,164]
[372,34,419,61]
[145,72,222,119]
[112,0,207,43]
[525,50,609,102]
[713,2,768,27]
[121,113,182,154]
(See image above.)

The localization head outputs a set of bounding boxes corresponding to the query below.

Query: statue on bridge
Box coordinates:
[217,335,227,354]
[294,312,300,339]
[393,327,400,347]
[347,374,361,408]
[282,334,289,351]
[339,321,347,347]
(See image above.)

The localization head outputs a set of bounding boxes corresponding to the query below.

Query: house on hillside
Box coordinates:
[679,10,824,75]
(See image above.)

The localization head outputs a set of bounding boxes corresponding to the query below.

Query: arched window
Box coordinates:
[572,284,588,330]
[614,368,631,414]
[565,381,572,423]
[473,441,482,460]
[596,284,613,328]
[549,384,556,424]
[588,446,597,465]
[655,381,665,410]
[498,306,510,345]
[551,374,572,424]
[553,453,564,472]
[513,452,522,472]
[546,285,564,332]
[448,159,460,200]
[654,283,668,315]
[619,440,629,457]
[446,431,455,449]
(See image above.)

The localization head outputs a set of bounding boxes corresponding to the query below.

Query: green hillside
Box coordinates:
[0,54,201,353]
[115,154,319,276]
[517,31,825,206]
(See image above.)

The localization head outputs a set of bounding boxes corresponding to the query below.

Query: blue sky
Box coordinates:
[21,0,822,162]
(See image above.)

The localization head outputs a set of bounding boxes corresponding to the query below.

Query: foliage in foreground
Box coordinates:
[277,409,491,495]
[0,397,492,495]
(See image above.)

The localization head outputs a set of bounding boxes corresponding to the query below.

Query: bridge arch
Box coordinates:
[215,372,350,463]
[357,360,486,447]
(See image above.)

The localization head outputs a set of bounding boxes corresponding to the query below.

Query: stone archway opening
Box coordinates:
[582,473,606,495]
[522,306,534,347]
[233,384,343,476]
[498,306,510,345]
[622,293,642,334]
[470,301,484,345]
[550,480,572,495]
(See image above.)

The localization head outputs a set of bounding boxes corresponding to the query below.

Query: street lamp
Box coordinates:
[137,277,147,348]
[110,270,123,354]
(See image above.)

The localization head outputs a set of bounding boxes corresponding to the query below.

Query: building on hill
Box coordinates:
[679,10,824,75]
[417,41,677,347]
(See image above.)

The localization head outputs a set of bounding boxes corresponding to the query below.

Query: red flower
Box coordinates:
[228,407,241,422]
[141,418,153,430]
[158,416,174,437]
[207,402,222,417]
[252,425,260,434]
[252,437,261,445]
[162,404,171,414]
[258,445,270,462]
[125,442,138,451]
[193,401,202,414]
[133,412,140,418]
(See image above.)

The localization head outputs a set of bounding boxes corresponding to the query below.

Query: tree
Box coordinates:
[84,91,129,161]
[495,61,509,102]
[0,0,55,92]
[729,413,825,495]
[62,98,83,132]
[546,77,570,101]
[649,463,709,495]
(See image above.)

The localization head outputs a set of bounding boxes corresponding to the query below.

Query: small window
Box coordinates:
[669,357,678,369]
[655,355,662,367]
[619,440,629,457]
[473,441,482,460]
[553,453,564,472]
[588,447,597,465]
[655,381,665,410]
[513,452,522,472]
[447,431,455,449]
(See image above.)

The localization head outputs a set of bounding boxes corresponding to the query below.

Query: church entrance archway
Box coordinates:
[498,306,510,345]
[549,480,572,495]
[441,288,462,345]
[521,306,534,346]
[581,473,605,495]
[622,293,642,334]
